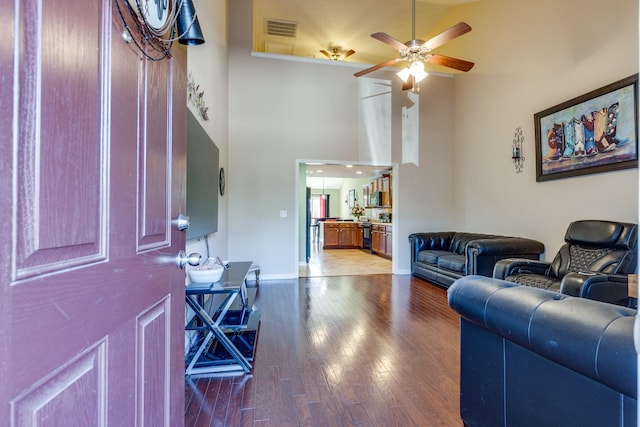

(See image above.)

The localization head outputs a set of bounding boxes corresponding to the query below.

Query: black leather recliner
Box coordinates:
[494,219,638,306]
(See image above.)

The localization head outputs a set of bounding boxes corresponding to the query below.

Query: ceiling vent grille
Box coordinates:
[266,19,298,38]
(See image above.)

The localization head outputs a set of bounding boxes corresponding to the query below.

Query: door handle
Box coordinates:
[176,250,202,270]
[173,214,190,231]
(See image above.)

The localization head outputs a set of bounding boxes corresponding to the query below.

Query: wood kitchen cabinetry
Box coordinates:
[380,175,392,207]
[323,222,358,249]
[371,224,392,259]
[363,173,392,208]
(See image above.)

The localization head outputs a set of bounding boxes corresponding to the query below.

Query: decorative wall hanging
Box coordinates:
[347,189,356,208]
[512,127,525,173]
[219,168,225,196]
[187,72,209,120]
[534,74,638,182]
[114,0,205,61]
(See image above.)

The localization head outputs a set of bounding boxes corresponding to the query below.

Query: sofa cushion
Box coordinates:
[450,233,498,255]
[438,254,467,274]
[417,250,451,265]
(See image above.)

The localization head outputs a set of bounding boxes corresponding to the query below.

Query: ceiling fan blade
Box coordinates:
[428,54,475,72]
[354,58,401,77]
[343,49,356,59]
[423,22,472,51]
[371,32,407,52]
[402,79,413,91]
[320,50,331,59]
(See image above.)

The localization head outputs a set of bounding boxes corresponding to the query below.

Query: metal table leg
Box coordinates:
[185,293,252,374]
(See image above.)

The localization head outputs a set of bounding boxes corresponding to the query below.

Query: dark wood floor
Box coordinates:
[184,275,461,426]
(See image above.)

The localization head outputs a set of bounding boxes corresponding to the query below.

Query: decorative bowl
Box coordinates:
[188,261,225,283]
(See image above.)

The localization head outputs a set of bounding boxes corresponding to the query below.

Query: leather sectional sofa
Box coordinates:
[408,231,545,288]
[448,275,637,427]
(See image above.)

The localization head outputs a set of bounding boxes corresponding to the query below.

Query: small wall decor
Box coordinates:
[114,0,177,61]
[115,0,204,58]
[187,72,209,121]
[219,168,225,196]
[534,74,638,182]
[512,127,525,173]
[347,189,356,208]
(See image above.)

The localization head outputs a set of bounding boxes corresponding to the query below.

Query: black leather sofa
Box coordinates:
[448,275,637,427]
[408,232,544,288]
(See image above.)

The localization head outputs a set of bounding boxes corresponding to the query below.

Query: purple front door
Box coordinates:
[0,0,187,425]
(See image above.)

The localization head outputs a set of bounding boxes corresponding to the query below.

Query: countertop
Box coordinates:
[321,220,393,227]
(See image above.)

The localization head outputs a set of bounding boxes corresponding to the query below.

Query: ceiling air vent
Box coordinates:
[265,19,298,38]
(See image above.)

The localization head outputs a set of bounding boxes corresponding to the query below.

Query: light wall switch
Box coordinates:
[280,210,288,218]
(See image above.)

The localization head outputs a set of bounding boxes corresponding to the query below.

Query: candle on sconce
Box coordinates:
[512,146,520,159]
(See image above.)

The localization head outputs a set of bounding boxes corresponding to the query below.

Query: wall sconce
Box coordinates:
[512,127,525,173]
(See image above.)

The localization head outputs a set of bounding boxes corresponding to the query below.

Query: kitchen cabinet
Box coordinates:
[371,224,392,259]
[381,175,392,207]
[363,173,392,208]
[323,222,358,249]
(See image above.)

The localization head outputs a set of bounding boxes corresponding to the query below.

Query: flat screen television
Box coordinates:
[186,109,219,240]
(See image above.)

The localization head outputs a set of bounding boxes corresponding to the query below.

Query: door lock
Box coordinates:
[173,214,190,231]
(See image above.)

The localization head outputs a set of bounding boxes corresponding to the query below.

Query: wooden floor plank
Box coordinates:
[185,274,461,426]
[299,245,392,277]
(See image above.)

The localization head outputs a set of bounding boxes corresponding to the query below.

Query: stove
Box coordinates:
[361,223,372,250]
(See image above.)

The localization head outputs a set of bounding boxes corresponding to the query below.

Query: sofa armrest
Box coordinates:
[408,232,454,262]
[448,275,637,398]
[493,258,551,279]
[466,238,545,257]
[561,272,631,306]
[466,238,545,277]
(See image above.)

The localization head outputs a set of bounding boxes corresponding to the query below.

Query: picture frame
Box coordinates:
[534,74,638,182]
[348,189,356,208]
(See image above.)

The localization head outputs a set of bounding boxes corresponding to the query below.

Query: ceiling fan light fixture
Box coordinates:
[397,67,412,83]
[321,46,355,61]
[398,60,428,84]
[410,60,428,82]
[353,0,473,81]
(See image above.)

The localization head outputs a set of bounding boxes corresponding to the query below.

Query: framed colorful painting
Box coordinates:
[534,74,638,182]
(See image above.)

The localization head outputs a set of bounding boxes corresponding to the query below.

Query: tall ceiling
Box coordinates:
[251,0,477,189]
[253,0,478,72]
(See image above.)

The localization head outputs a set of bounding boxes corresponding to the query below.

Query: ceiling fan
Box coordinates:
[354,0,474,92]
[320,46,356,61]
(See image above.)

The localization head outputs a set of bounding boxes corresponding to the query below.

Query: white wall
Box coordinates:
[181,0,229,351]
[445,0,639,258]
[184,0,229,261]
[227,0,457,278]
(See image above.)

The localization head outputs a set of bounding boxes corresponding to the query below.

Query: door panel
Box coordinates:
[138,58,171,250]
[15,0,106,279]
[11,340,107,426]
[136,297,171,427]
[1,0,187,424]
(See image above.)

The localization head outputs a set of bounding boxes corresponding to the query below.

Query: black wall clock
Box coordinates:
[219,167,225,196]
